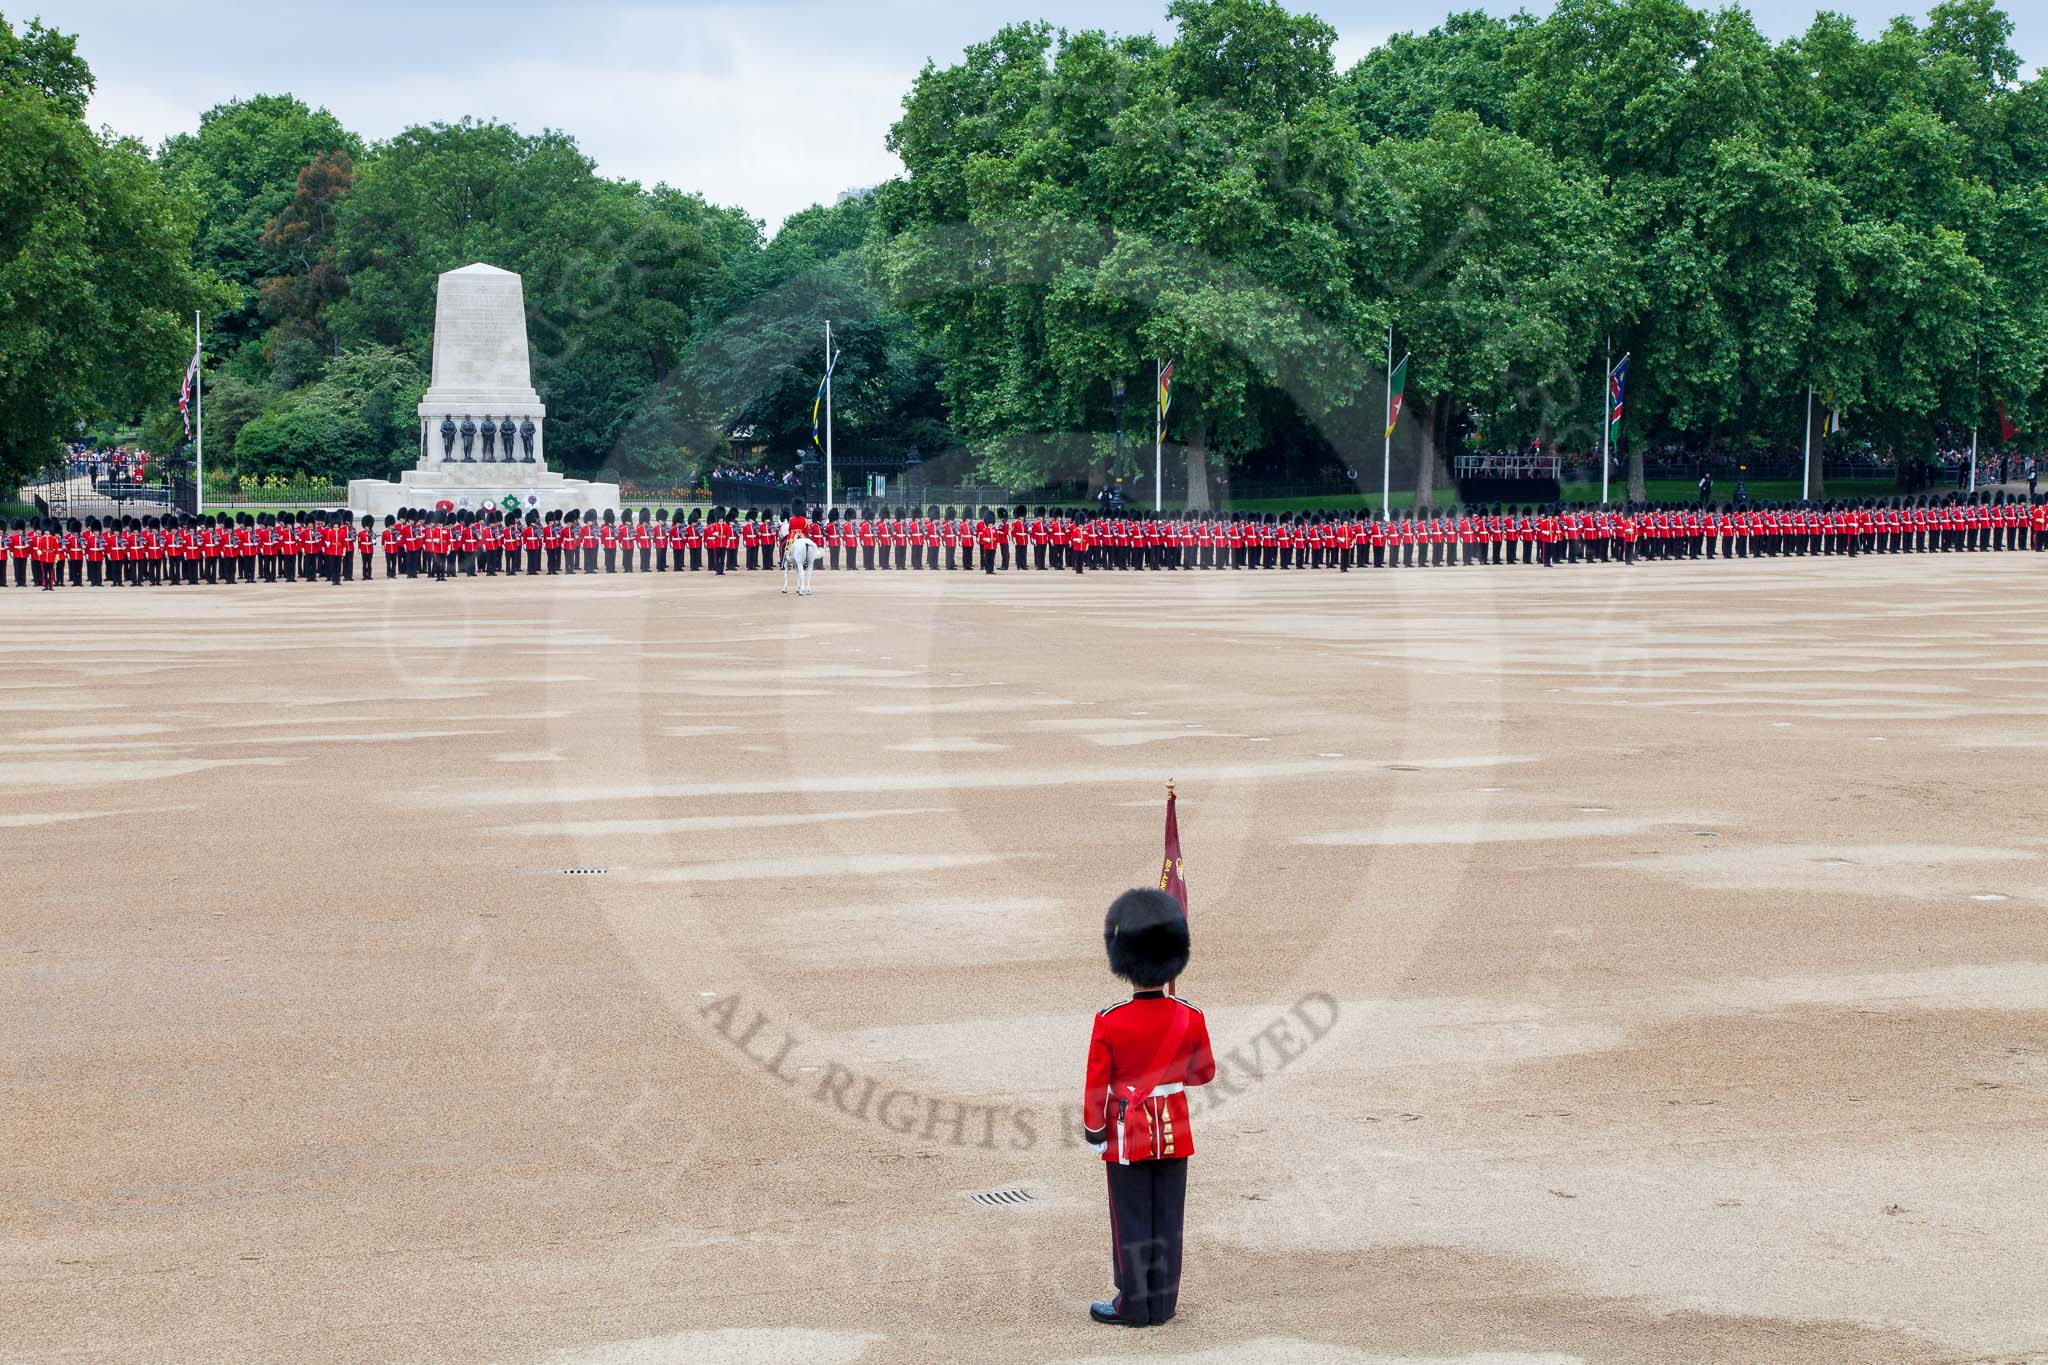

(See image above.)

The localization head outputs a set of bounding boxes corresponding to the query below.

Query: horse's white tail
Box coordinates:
[782,536,818,595]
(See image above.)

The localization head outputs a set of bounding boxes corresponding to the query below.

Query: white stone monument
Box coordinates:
[347,263,619,518]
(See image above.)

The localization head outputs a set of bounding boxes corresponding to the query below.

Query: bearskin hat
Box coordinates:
[1103,888,1189,988]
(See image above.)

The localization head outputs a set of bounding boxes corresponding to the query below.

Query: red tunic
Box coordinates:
[1082,992,1215,1165]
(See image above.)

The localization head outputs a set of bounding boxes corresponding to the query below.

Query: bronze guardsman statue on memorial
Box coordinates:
[459,414,477,461]
[440,414,457,461]
[499,417,516,464]
[480,415,497,462]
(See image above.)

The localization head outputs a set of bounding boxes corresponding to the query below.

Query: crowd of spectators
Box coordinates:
[61,444,149,487]
[707,464,801,490]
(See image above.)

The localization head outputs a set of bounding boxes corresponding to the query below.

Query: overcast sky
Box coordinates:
[56,0,2042,232]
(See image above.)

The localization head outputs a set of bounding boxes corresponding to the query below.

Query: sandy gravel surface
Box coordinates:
[4,555,2046,1364]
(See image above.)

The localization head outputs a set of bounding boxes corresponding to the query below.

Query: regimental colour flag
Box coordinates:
[1607,354,1630,435]
[1822,392,1842,438]
[178,345,202,438]
[1159,360,1175,422]
[2000,402,2019,444]
[1159,785,1188,917]
[1385,353,1410,438]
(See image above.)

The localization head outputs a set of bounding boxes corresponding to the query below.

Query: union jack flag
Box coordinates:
[178,346,202,437]
[1607,354,1630,433]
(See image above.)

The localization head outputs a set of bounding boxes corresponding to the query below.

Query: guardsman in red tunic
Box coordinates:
[33,518,57,590]
[867,510,888,570]
[978,511,1003,577]
[541,512,563,573]
[674,510,697,571]
[901,506,921,570]
[58,518,81,586]
[701,510,721,576]
[81,517,103,587]
[632,508,652,571]
[135,517,155,585]
[1083,888,1214,1329]
[299,513,321,580]
[811,507,829,569]
[515,511,536,573]
[105,516,126,587]
[848,511,868,570]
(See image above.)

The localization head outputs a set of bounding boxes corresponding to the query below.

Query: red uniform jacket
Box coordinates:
[1083,991,1215,1165]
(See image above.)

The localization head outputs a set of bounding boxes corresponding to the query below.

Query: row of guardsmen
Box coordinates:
[6,494,2045,588]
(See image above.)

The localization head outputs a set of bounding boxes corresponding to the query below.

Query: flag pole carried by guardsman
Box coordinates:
[1161,780,1187,996]
[1080,784,1215,1329]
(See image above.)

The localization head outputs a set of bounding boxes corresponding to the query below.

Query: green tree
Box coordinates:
[0,11,89,115]
[0,13,219,489]
[1363,112,1627,503]
[257,149,355,358]
[1342,11,1521,141]
[230,343,424,482]
[877,1,1385,503]
[156,94,360,352]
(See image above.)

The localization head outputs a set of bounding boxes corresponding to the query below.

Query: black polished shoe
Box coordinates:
[1090,1301,1141,1326]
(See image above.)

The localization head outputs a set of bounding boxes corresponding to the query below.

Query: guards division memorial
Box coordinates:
[347,263,619,518]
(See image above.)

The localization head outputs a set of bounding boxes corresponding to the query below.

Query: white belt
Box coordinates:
[1147,1082,1183,1098]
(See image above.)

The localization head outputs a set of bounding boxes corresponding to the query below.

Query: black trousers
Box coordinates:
[1105,1158,1188,1326]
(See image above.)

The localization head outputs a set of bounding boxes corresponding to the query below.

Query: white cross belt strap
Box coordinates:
[1149,1082,1183,1098]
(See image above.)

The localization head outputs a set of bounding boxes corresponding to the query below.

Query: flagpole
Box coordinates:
[1601,339,1611,506]
[194,311,204,516]
[1969,350,1979,493]
[823,320,834,509]
[1382,325,1392,518]
[1154,359,1163,514]
[1165,778,1178,998]
[1802,385,1813,502]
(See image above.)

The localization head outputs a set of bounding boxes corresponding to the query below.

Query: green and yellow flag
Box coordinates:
[1385,353,1410,438]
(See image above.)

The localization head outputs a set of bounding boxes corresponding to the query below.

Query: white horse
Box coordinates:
[780,531,820,596]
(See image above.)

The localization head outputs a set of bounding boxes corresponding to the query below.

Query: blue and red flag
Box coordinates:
[1607,355,1630,435]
